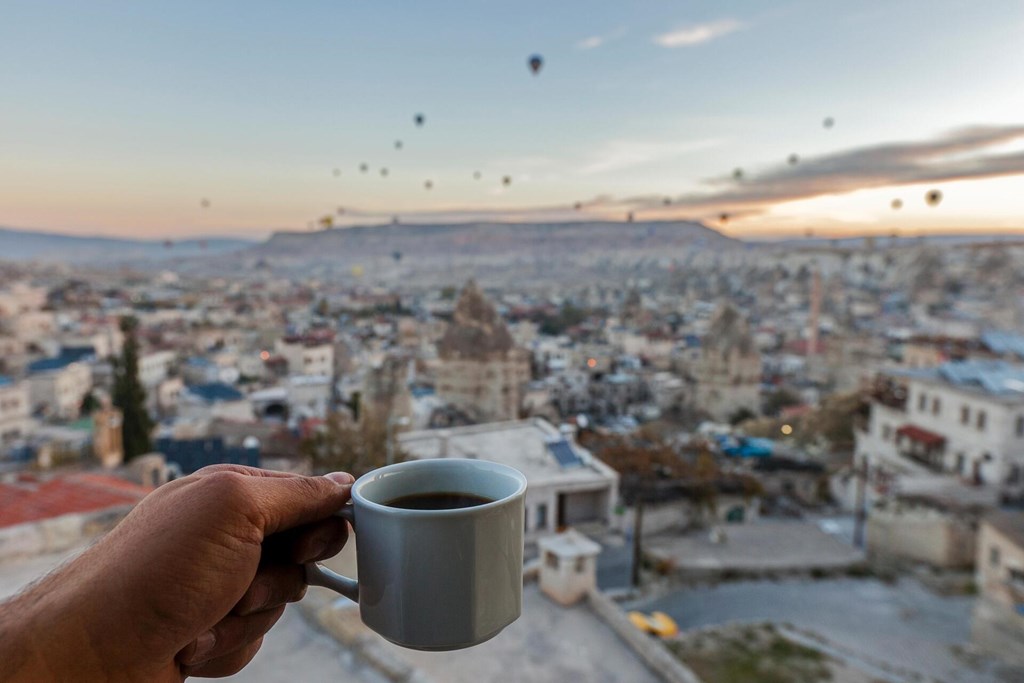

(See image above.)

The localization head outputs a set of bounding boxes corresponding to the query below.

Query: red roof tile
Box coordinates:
[0,473,151,529]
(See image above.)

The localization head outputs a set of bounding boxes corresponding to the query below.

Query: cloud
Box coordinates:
[579,138,724,175]
[575,28,626,50]
[622,124,1024,216]
[653,19,743,48]
[328,126,1024,230]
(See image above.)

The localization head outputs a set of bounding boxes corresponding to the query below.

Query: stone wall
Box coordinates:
[586,588,703,683]
[0,505,133,561]
[867,508,976,569]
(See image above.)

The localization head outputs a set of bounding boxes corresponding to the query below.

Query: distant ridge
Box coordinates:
[0,226,255,263]
[254,219,738,261]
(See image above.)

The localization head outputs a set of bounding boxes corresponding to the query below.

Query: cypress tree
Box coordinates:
[112,316,154,459]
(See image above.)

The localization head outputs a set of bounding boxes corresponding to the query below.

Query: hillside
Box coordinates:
[0,227,254,263]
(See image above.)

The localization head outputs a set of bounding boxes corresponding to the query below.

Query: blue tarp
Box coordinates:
[716,434,774,458]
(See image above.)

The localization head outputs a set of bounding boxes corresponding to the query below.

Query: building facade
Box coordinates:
[693,304,762,421]
[435,281,530,422]
[0,377,32,446]
[856,361,1024,492]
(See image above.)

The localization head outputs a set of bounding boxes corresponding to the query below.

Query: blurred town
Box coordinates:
[2,224,1024,683]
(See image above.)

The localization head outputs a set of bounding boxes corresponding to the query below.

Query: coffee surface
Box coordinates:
[385,492,493,510]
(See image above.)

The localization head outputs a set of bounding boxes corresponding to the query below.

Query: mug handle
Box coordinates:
[304,504,359,602]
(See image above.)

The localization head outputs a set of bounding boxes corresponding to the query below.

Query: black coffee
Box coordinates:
[385,492,493,510]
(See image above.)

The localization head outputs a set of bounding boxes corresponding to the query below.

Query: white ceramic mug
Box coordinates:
[305,458,527,651]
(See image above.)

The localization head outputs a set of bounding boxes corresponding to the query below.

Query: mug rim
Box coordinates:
[350,458,527,516]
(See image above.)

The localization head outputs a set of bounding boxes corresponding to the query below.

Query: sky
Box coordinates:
[1,0,1023,240]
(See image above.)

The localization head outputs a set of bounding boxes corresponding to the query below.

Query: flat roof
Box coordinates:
[398,418,616,487]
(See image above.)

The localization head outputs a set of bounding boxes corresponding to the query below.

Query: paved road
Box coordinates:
[629,578,1016,683]
[595,536,634,590]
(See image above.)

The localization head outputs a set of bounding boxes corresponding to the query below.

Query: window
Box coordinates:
[931,398,941,416]
[955,453,966,474]
[545,551,558,569]
[1008,465,1021,485]
[536,503,548,530]
[1016,416,1024,438]
[882,425,892,441]
[918,393,927,411]
[575,557,587,573]
[990,546,1000,567]
[961,406,970,425]
[977,411,987,431]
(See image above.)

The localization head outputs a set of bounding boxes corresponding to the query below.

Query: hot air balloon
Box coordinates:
[392,215,400,224]
[337,207,346,216]
[573,202,582,211]
[392,251,402,262]
[528,54,543,75]
[473,171,481,180]
[626,212,634,223]
[663,198,672,206]
[732,168,744,181]
[351,264,365,278]
[424,180,433,190]
[502,175,512,187]
[395,140,403,150]
[719,212,730,223]
[200,198,211,208]
[891,199,903,210]
[788,154,800,166]
[332,168,341,177]
[380,168,389,177]
[926,189,942,207]
[823,117,835,129]
[360,163,368,173]
[414,113,425,126]
[320,215,333,229]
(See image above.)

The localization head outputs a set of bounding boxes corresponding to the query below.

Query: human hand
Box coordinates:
[0,465,353,682]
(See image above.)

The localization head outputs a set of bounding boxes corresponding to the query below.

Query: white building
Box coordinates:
[856,361,1024,492]
[0,377,33,446]
[139,350,177,388]
[275,337,334,378]
[27,362,92,420]
[399,418,619,541]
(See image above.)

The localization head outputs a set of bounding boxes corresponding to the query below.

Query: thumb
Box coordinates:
[248,472,354,537]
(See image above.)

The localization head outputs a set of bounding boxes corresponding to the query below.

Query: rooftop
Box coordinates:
[537,529,601,558]
[0,473,150,529]
[399,418,617,486]
[184,382,244,403]
[981,330,1024,359]
[898,360,1024,400]
[27,346,95,374]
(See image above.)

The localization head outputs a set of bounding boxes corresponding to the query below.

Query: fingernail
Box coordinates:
[325,472,355,485]
[188,630,217,664]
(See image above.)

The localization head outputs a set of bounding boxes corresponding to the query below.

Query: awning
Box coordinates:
[896,424,946,448]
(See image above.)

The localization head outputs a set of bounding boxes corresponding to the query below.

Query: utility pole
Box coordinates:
[853,456,868,549]
[631,500,644,588]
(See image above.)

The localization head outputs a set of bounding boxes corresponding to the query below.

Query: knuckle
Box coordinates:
[201,470,250,502]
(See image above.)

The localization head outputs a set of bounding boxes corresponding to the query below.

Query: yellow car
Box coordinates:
[627,610,679,638]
